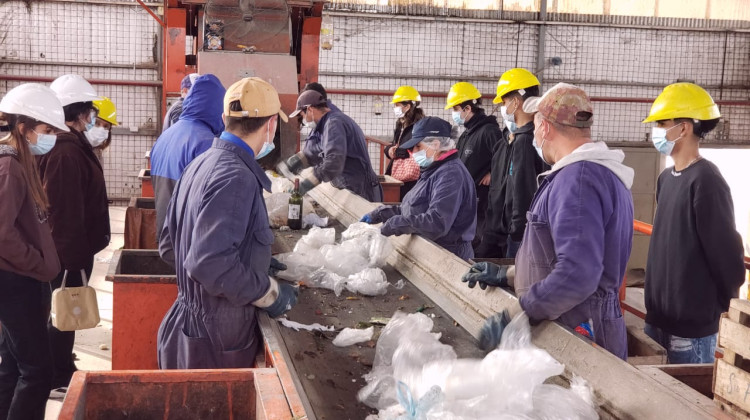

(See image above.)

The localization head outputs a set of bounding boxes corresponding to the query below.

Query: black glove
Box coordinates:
[478,309,511,351]
[265,282,299,318]
[268,257,287,277]
[298,177,318,196]
[285,154,305,174]
[461,262,509,290]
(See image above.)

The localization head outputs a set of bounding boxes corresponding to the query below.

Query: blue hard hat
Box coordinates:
[399,116,452,149]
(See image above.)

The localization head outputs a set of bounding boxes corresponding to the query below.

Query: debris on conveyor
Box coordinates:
[333,327,375,347]
[358,312,598,420]
[276,223,397,296]
[278,318,335,332]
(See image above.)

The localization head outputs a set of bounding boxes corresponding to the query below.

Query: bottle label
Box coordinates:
[288,204,301,220]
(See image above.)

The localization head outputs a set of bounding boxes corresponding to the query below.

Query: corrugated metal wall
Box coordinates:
[0,0,161,201]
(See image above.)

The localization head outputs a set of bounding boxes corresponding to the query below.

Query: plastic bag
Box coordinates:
[346,268,390,296]
[294,226,336,252]
[333,326,375,347]
[266,170,294,194]
[307,268,347,296]
[265,192,316,228]
[341,222,394,267]
[321,244,370,277]
[303,213,329,228]
[274,250,324,282]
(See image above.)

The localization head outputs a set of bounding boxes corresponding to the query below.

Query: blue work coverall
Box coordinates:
[367,152,476,260]
[157,135,274,369]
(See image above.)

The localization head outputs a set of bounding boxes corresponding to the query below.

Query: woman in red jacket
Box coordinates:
[0,83,67,420]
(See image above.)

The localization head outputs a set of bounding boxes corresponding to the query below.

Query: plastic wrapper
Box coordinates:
[333,326,375,347]
[274,250,324,282]
[294,226,336,252]
[266,170,294,194]
[346,268,390,296]
[307,268,346,296]
[341,222,394,267]
[303,213,329,228]
[321,244,370,277]
[360,312,597,420]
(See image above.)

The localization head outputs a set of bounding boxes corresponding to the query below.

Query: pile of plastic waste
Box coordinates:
[275,223,395,296]
[359,312,598,420]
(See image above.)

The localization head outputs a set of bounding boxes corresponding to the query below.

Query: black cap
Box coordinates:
[399,116,452,149]
[289,90,327,118]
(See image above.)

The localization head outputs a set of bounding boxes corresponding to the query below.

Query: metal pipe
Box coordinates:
[325,88,750,106]
[633,220,653,236]
[536,0,547,82]
[0,74,162,87]
[0,59,158,70]
[34,0,162,5]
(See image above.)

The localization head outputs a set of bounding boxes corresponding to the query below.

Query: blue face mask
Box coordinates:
[451,110,465,126]
[28,132,57,155]
[651,124,683,156]
[85,111,96,132]
[412,149,433,168]
[256,121,276,160]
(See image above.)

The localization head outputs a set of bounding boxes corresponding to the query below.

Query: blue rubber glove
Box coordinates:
[298,178,317,196]
[268,257,287,277]
[264,282,299,318]
[360,214,373,224]
[461,262,508,290]
[478,309,511,351]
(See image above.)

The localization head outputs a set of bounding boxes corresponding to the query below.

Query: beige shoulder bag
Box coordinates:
[51,269,100,331]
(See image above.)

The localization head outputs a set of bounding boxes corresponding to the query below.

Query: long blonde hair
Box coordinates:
[0,114,50,209]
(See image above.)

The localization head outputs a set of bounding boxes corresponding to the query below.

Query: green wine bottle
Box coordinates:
[288,179,303,230]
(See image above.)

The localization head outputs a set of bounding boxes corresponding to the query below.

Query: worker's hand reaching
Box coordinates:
[360,214,373,224]
[462,262,510,290]
[284,153,305,175]
[268,257,287,277]
[298,178,317,196]
[478,309,511,351]
[264,282,299,319]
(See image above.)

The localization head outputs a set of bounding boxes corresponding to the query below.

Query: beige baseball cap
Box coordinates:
[523,82,593,128]
[224,77,288,122]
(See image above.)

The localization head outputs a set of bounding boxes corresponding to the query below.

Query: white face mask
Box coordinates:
[85,126,109,148]
[393,106,405,118]
[302,111,317,131]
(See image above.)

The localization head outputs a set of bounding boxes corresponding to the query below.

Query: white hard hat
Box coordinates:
[0,83,70,132]
[50,74,101,106]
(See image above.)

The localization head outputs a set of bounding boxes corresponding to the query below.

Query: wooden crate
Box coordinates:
[714,299,750,419]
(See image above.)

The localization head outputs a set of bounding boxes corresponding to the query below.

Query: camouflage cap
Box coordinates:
[523,82,593,128]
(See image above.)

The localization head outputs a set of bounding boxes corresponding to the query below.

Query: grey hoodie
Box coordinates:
[542,141,634,189]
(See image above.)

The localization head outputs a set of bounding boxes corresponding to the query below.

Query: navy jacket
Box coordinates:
[151,74,226,238]
[303,111,383,202]
[368,152,476,260]
[157,136,274,369]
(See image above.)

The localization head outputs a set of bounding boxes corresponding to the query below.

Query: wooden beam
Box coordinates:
[307,183,724,419]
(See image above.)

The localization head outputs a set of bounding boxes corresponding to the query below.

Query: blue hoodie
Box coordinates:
[151,74,226,239]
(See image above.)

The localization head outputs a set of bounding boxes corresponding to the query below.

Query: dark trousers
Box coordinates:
[0,270,53,420]
[47,258,93,389]
[473,185,489,249]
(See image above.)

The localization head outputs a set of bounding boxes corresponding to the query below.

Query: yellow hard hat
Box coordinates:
[93,97,118,126]
[392,86,421,104]
[642,83,720,123]
[493,68,540,104]
[445,82,481,110]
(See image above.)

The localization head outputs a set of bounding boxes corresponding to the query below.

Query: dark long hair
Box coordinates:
[0,114,50,209]
[395,101,425,134]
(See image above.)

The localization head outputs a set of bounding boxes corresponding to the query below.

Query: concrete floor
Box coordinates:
[45,207,124,419]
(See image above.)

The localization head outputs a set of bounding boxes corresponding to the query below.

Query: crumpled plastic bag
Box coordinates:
[346,268,390,296]
[360,312,598,420]
[333,326,375,347]
[274,250,324,282]
[265,192,316,228]
[307,268,347,296]
[321,244,370,277]
[303,213,329,228]
[266,170,294,194]
[341,222,394,267]
[294,226,336,252]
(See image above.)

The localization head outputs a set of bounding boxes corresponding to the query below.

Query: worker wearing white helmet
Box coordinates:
[38,74,111,393]
[0,83,67,419]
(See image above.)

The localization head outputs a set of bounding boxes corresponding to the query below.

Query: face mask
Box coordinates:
[85,126,109,148]
[412,150,433,168]
[256,122,276,160]
[28,131,57,155]
[84,111,97,132]
[302,112,317,131]
[501,101,518,133]
[651,124,683,156]
[452,110,465,126]
[533,127,550,166]
[393,106,405,118]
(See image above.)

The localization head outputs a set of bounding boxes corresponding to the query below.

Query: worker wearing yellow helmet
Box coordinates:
[89,97,118,160]
[385,86,425,199]
[642,82,744,364]
[476,68,548,259]
[445,82,503,250]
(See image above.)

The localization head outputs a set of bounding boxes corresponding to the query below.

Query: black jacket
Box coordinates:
[456,111,502,185]
[384,123,414,176]
[482,128,511,245]
[502,122,549,241]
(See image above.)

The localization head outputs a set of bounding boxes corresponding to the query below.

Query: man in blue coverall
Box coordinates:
[157,77,298,369]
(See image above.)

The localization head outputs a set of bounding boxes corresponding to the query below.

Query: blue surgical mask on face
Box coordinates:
[651,124,683,156]
[501,103,518,133]
[256,121,276,160]
[412,149,433,168]
[85,111,96,131]
[28,131,57,155]
[451,110,465,126]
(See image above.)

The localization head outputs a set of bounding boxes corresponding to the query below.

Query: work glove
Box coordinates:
[360,214,374,224]
[478,309,511,351]
[268,257,287,277]
[297,177,318,196]
[461,262,509,290]
[284,153,306,175]
[264,282,299,319]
